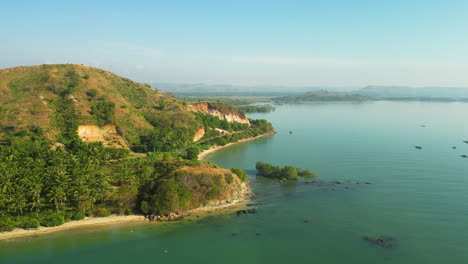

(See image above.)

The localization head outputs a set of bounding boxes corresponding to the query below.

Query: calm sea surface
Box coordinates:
[1,101,468,264]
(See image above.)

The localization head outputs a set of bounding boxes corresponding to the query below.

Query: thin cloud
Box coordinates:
[232,56,366,66]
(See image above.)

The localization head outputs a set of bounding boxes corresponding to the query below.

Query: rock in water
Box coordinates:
[363,236,397,248]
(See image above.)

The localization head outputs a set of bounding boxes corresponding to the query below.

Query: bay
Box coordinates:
[1,101,467,263]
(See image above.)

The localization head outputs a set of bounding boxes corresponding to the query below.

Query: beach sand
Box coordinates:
[0,132,272,241]
[0,188,250,241]
[0,215,146,241]
[198,131,276,160]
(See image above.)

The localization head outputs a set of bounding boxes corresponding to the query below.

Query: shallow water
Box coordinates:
[1,101,467,263]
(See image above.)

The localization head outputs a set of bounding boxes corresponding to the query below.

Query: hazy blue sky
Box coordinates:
[1,0,468,87]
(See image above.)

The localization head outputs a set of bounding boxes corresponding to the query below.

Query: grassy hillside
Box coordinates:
[0,64,192,148]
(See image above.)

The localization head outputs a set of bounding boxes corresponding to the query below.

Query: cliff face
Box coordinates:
[188,101,250,125]
[193,127,205,142]
[77,125,129,148]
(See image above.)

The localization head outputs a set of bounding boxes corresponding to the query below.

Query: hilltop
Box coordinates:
[0,64,258,151]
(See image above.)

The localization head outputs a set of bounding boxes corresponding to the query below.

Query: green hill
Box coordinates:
[0,64,267,152]
[0,64,196,149]
[0,64,274,231]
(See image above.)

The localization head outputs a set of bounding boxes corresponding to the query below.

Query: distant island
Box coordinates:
[0,64,275,235]
[273,91,371,103]
[158,83,468,104]
[272,88,468,103]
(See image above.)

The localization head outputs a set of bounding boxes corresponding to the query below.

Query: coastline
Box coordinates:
[0,186,250,242]
[0,132,269,242]
[0,215,146,241]
[198,131,277,160]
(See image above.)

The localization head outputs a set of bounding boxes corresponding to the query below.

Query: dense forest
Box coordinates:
[0,108,271,232]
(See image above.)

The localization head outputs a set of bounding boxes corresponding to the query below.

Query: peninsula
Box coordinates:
[0,64,274,239]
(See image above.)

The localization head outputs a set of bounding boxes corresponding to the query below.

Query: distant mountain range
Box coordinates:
[356,86,468,98]
[152,83,468,99]
[151,83,356,96]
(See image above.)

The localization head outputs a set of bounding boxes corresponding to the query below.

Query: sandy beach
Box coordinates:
[0,132,269,242]
[0,186,250,241]
[0,215,146,241]
[198,131,277,160]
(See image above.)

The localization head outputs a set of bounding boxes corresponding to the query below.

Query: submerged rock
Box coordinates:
[363,236,397,248]
[305,180,370,190]
[415,146,422,149]
[236,208,257,216]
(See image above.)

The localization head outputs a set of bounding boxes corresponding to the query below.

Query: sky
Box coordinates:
[1,0,468,87]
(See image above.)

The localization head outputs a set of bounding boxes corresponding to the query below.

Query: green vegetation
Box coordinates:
[239,104,276,113]
[297,169,317,178]
[231,168,248,182]
[23,218,40,229]
[142,111,200,152]
[0,64,274,232]
[138,163,241,216]
[71,212,86,221]
[0,138,247,230]
[41,213,65,227]
[91,99,116,126]
[193,112,249,133]
[0,217,15,232]
[195,119,273,150]
[256,162,317,182]
[86,89,98,98]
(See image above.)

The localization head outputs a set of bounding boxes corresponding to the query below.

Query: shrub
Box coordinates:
[72,211,86,221]
[23,218,40,229]
[281,166,299,181]
[93,207,112,217]
[86,89,98,98]
[0,217,15,232]
[231,168,248,182]
[41,213,65,227]
[186,147,200,160]
[224,173,234,184]
[91,100,115,126]
[297,169,317,178]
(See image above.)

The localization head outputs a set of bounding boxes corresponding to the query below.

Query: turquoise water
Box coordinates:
[1,101,468,263]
